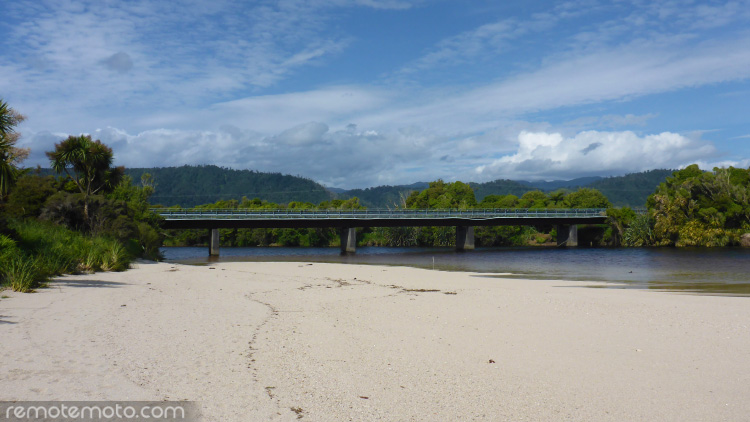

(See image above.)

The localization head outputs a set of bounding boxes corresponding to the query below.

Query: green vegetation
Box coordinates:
[162,195,362,248]
[47,135,124,222]
[0,99,28,201]
[59,166,672,209]
[161,180,615,248]
[0,100,164,293]
[589,170,675,207]
[336,182,428,208]
[1,171,161,292]
[519,176,603,191]
[0,220,130,292]
[607,165,750,247]
[405,180,477,209]
[649,165,750,246]
[470,179,535,202]
[125,165,333,207]
[164,168,747,249]
[477,187,610,209]
[469,171,672,206]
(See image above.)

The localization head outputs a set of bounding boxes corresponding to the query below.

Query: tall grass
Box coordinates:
[98,239,129,272]
[3,256,42,292]
[1,220,133,292]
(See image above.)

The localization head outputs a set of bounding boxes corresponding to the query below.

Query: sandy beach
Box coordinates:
[1,261,749,421]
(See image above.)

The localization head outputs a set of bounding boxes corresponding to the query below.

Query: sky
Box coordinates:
[2,0,750,189]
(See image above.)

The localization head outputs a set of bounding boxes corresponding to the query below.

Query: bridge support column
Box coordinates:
[209,228,220,256]
[340,227,356,254]
[455,226,475,251]
[556,224,578,247]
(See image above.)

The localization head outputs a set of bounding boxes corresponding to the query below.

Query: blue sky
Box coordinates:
[2,0,750,188]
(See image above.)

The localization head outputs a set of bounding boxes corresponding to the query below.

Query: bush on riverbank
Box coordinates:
[0,220,130,292]
[605,165,750,247]
[648,165,750,247]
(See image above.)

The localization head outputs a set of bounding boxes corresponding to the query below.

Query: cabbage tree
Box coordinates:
[46,135,123,222]
[0,100,27,200]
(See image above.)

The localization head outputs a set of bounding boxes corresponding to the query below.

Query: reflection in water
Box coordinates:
[162,246,750,296]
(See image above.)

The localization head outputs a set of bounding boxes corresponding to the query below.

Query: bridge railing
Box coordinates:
[151,208,609,220]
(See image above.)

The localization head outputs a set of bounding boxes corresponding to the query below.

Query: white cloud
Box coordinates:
[476,130,719,180]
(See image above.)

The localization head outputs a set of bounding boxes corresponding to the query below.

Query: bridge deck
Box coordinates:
[154,208,608,229]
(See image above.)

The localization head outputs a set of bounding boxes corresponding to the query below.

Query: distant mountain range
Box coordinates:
[340,170,672,208]
[34,165,675,208]
[122,166,332,207]
[334,182,430,209]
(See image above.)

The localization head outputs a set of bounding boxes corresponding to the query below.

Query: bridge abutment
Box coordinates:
[340,227,357,254]
[456,226,475,251]
[556,224,578,247]
[209,228,220,256]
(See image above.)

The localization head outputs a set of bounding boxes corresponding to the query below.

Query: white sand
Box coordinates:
[2,261,749,421]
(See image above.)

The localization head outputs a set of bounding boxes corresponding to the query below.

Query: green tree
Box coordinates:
[547,189,568,208]
[46,135,123,222]
[518,190,547,208]
[4,174,60,219]
[405,180,477,209]
[564,188,611,208]
[0,100,28,200]
[478,194,521,208]
[605,207,637,246]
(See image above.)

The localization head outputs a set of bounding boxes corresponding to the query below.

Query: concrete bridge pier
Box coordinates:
[209,228,220,256]
[340,227,357,254]
[455,226,475,251]
[556,224,578,247]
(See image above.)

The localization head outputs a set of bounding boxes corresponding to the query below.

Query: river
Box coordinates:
[162,246,750,296]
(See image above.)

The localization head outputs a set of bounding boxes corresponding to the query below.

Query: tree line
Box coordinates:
[160,179,612,248]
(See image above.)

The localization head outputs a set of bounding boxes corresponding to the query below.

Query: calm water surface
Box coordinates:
[162,246,750,296]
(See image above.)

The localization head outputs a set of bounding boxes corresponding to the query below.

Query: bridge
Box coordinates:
[154,208,608,255]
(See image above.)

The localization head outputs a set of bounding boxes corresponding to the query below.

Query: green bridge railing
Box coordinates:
[152,208,610,220]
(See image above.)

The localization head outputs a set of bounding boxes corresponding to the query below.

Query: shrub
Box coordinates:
[3,255,44,292]
[4,174,59,219]
[96,238,130,272]
[622,213,655,247]
[6,219,134,277]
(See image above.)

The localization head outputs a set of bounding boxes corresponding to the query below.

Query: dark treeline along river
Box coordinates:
[162,246,750,296]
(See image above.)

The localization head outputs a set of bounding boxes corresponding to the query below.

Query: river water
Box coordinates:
[162,246,750,296]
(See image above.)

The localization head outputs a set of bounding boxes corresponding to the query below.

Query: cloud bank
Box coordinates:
[20,125,729,188]
[476,131,718,181]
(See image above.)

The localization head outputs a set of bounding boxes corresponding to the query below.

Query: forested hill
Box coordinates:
[520,176,603,191]
[37,164,673,208]
[469,179,531,201]
[336,171,672,208]
[465,171,674,206]
[335,182,429,208]
[587,170,675,206]
[124,166,333,207]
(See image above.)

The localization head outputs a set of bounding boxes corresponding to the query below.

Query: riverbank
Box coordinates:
[1,261,749,421]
